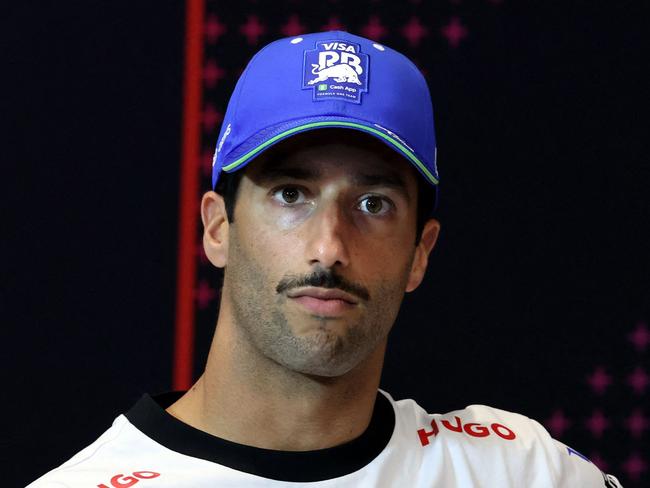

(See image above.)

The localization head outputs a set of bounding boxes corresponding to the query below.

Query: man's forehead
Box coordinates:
[248,129,420,186]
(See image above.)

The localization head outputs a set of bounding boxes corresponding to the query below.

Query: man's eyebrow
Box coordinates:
[256,157,412,201]
[352,172,409,195]
[346,170,412,204]
[256,160,321,182]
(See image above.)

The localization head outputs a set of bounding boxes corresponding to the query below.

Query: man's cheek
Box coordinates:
[362,246,411,275]
[260,206,314,232]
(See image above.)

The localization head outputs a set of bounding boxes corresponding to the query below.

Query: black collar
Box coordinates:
[125,390,396,482]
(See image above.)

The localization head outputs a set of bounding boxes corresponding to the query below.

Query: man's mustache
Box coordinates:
[276,268,370,301]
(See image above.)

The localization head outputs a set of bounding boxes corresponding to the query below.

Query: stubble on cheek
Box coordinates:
[224,234,316,369]
[226,242,353,375]
[224,229,412,377]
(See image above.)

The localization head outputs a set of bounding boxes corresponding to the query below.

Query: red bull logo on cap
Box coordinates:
[302,40,369,104]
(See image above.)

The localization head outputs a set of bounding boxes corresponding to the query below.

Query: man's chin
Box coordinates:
[292,361,358,379]
[280,346,365,378]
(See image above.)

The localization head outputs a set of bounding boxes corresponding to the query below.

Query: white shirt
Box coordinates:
[27,390,623,487]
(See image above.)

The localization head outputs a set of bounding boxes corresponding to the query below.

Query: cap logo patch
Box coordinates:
[302,40,368,104]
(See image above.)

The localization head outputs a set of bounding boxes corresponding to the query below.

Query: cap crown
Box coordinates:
[213,31,438,190]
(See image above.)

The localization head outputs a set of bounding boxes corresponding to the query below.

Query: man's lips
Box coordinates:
[287,287,359,304]
[286,287,359,316]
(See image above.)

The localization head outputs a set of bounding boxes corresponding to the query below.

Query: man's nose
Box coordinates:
[303,201,351,269]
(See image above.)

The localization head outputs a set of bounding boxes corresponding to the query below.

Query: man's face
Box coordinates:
[212,130,437,377]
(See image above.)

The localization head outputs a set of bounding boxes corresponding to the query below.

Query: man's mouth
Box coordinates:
[287,287,358,316]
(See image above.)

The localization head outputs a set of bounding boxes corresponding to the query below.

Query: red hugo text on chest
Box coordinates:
[97,471,160,488]
[418,416,517,446]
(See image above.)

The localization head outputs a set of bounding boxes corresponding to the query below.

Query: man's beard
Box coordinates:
[223,235,410,378]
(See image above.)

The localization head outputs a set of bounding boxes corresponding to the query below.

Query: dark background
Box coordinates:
[4,1,648,487]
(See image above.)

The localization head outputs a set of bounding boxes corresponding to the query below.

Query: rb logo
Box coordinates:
[302,40,369,103]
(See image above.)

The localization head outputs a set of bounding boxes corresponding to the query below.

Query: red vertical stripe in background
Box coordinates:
[174,0,205,391]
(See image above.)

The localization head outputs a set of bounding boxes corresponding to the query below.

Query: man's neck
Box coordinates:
[166,312,386,451]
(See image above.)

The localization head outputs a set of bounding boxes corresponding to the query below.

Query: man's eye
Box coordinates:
[272,187,305,205]
[359,195,391,215]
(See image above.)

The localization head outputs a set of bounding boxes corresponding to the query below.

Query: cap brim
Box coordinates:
[220,116,439,187]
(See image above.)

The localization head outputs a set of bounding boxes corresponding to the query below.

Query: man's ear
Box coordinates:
[201,191,229,268]
[406,218,441,292]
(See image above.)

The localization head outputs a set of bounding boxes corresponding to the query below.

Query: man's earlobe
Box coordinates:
[201,191,229,268]
[406,218,441,292]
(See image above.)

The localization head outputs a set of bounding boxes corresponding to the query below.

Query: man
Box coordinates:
[29,31,622,487]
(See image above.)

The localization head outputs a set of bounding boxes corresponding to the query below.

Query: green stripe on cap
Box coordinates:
[222,121,439,185]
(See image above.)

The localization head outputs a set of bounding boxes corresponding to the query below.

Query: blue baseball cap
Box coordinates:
[212,30,439,203]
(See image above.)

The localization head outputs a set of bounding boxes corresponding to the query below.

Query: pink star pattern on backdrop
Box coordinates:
[240,15,267,45]
[545,409,572,438]
[195,280,218,309]
[203,60,226,88]
[201,148,213,177]
[585,409,610,438]
[441,17,468,48]
[402,16,429,47]
[201,105,222,133]
[590,452,609,473]
[625,409,649,438]
[622,452,647,482]
[204,15,227,44]
[627,366,649,395]
[587,366,612,395]
[547,321,649,484]
[281,14,306,37]
[321,16,345,32]
[628,321,650,352]
[360,15,388,41]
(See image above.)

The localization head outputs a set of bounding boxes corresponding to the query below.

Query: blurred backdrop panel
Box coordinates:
[5,1,648,487]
